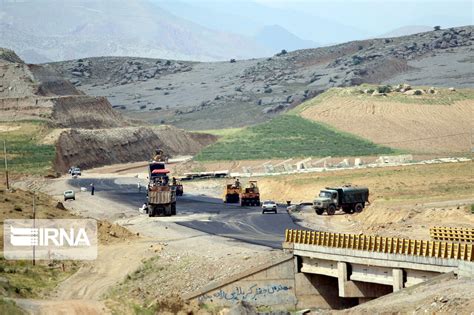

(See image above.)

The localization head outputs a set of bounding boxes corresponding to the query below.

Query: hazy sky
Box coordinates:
[254,0,473,31]
[156,0,472,44]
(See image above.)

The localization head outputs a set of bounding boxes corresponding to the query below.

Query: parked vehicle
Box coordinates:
[63,190,75,201]
[68,167,81,176]
[313,186,369,215]
[262,200,277,214]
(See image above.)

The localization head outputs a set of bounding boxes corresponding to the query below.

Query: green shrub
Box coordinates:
[377,85,392,94]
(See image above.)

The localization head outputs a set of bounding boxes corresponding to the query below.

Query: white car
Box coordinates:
[63,190,75,201]
[68,167,81,176]
[262,200,277,214]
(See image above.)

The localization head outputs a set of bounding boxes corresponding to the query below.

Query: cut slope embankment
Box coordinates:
[298,87,474,154]
[0,95,129,129]
[54,126,217,172]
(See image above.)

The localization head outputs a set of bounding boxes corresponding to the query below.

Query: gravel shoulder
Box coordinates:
[12,172,284,314]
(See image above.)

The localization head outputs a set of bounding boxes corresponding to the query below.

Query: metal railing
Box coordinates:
[285,229,474,261]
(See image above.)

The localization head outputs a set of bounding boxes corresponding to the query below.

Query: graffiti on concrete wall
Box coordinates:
[198,284,291,303]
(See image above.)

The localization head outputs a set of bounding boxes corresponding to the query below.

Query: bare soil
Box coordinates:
[258,161,474,239]
[15,173,284,314]
[299,88,473,154]
[53,125,216,172]
[330,274,474,315]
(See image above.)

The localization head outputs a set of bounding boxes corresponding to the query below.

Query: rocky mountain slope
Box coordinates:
[0,0,271,63]
[48,26,474,130]
[0,48,216,172]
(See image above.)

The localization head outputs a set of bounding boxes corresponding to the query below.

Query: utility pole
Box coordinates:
[3,140,9,189]
[33,191,36,266]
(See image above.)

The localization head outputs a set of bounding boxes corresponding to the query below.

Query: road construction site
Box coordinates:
[6,156,471,314]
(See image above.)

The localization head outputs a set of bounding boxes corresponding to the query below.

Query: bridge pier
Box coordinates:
[392,268,403,292]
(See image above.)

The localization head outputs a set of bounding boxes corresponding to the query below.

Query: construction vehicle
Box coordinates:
[152,149,169,163]
[146,157,176,216]
[223,181,241,203]
[240,181,260,206]
[172,178,184,196]
[313,185,369,215]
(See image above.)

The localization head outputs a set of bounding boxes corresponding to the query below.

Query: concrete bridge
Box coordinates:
[185,229,474,310]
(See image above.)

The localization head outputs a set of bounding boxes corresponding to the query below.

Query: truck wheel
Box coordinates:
[171,204,177,215]
[354,203,364,213]
[327,205,336,215]
[315,208,324,215]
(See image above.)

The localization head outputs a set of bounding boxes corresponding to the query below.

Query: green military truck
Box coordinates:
[313,186,369,215]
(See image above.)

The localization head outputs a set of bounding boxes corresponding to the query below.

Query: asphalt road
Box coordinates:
[69,178,302,248]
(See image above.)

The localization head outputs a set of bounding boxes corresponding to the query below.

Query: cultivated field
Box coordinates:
[299,87,474,154]
[0,122,55,175]
[195,115,393,161]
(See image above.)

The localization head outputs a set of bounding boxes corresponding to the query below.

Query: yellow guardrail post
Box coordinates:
[283,229,474,261]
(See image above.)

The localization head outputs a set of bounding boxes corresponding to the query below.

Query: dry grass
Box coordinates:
[256,161,474,239]
[257,161,473,205]
[298,87,474,154]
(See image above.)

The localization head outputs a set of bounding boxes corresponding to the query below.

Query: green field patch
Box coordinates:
[0,256,79,299]
[195,115,394,161]
[0,122,55,175]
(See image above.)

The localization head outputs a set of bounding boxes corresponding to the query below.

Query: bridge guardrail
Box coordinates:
[285,229,473,261]
[430,226,474,243]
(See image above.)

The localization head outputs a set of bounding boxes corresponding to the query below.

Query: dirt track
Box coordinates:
[18,172,283,314]
[52,241,155,300]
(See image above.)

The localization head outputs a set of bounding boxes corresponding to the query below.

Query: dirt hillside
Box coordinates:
[298,87,474,154]
[336,273,474,314]
[0,48,129,129]
[1,48,218,173]
[54,126,217,172]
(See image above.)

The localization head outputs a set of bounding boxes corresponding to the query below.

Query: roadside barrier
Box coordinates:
[430,226,474,243]
[285,229,474,261]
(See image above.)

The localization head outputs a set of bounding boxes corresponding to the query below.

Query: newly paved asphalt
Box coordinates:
[69,178,303,248]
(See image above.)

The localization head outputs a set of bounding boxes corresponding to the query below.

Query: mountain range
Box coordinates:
[0,0,272,63]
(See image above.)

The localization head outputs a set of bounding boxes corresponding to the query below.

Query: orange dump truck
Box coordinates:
[240,181,260,206]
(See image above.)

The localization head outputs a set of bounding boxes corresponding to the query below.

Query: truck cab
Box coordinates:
[313,186,369,215]
[313,189,339,215]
